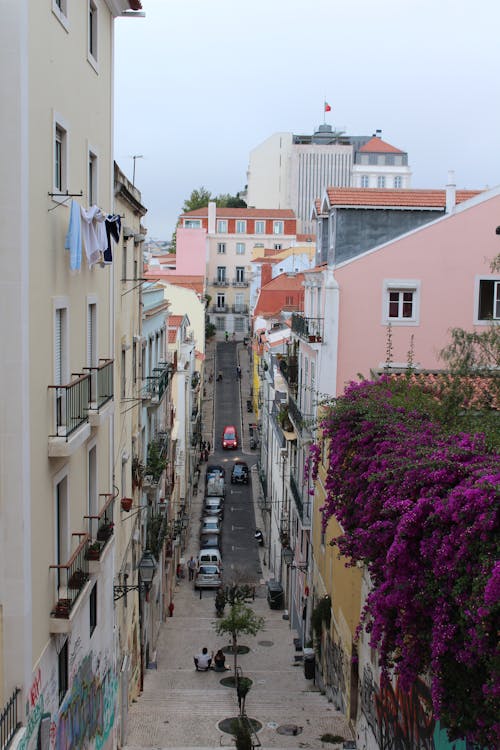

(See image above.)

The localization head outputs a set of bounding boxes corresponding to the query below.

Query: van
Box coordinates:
[206,475,225,497]
[198,548,222,567]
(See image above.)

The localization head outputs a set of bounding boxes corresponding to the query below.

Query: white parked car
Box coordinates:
[194,564,222,589]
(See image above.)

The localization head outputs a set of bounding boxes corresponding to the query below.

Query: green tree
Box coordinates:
[215,192,247,208]
[214,592,264,677]
[182,186,212,213]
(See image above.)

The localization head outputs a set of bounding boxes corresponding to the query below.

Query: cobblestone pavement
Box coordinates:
[123,339,352,750]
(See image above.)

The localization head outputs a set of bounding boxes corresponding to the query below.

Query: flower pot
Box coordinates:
[86,547,101,561]
[97,525,113,542]
[121,497,133,512]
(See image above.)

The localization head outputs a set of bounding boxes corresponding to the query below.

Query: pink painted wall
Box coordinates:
[175,227,207,275]
[334,192,500,394]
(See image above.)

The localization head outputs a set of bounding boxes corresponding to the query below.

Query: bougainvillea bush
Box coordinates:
[307,377,499,747]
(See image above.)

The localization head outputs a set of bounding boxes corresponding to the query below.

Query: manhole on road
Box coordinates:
[218,717,262,734]
[257,640,274,647]
[277,724,303,736]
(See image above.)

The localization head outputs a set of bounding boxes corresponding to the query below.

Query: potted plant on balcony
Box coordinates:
[97,522,114,542]
[68,568,88,589]
[278,405,293,432]
[121,497,133,512]
[86,541,102,560]
[52,599,71,619]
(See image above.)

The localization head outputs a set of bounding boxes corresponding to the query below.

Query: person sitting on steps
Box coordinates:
[194,647,212,671]
[213,649,228,672]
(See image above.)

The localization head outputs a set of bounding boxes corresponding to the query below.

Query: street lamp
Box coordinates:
[282,546,308,572]
[114,549,157,601]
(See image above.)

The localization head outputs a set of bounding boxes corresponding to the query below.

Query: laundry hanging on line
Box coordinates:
[64,200,121,270]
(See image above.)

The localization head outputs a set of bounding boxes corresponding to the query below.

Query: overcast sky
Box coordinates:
[114,0,500,240]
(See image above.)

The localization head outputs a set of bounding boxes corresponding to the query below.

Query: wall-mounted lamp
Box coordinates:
[282,546,308,572]
[113,549,157,601]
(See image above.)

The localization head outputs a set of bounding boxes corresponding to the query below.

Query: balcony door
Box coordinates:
[56,476,69,586]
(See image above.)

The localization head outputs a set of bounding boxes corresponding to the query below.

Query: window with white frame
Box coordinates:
[216,293,226,310]
[235,266,245,283]
[217,220,227,233]
[217,242,226,254]
[216,317,225,330]
[273,220,284,234]
[87,300,97,367]
[361,175,369,188]
[54,121,67,193]
[88,444,97,518]
[217,266,226,283]
[52,0,68,28]
[383,280,420,324]
[88,1,98,65]
[377,175,386,188]
[56,476,69,583]
[234,318,245,331]
[236,220,247,234]
[234,293,244,312]
[394,176,402,188]
[236,242,245,255]
[88,148,97,205]
[385,154,395,166]
[255,220,265,234]
[476,278,500,322]
[184,219,201,228]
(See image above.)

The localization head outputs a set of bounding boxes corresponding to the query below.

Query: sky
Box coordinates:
[114,0,500,241]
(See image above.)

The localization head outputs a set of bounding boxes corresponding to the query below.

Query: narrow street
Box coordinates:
[123,339,352,750]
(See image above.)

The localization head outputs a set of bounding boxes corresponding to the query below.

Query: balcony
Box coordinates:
[278,355,298,395]
[212,277,229,287]
[289,473,311,527]
[48,374,91,457]
[232,304,249,314]
[85,358,114,425]
[211,304,228,313]
[142,362,172,404]
[49,533,91,632]
[291,313,324,343]
[0,688,21,750]
[232,278,249,287]
[288,395,303,432]
[83,492,116,573]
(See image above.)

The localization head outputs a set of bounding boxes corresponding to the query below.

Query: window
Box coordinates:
[234,318,245,332]
[235,267,245,283]
[368,154,378,165]
[385,154,395,165]
[236,220,247,234]
[88,149,97,205]
[90,584,97,636]
[361,175,369,188]
[88,445,97,517]
[377,176,386,188]
[184,219,201,228]
[87,300,97,367]
[383,280,420,324]
[217,266,226,283]
[236,242,245,255]
[121,349,126,399]
[234,293,244,312]
[217,220,227,233]
[58,639,69,705]
[273,220,284,234]
[477,278,500,321]
[285,295,294,306]
[216,317,225,330]
[88,1,98,65]
[56,476,69,588]
[52,0,68,27]
[54,122,67,193]
[122,244,127,281]
[216,293,225,310]
[273,243,282,250]
[255,220,265,234]
[217,243,226,254]
[394,176,402,188]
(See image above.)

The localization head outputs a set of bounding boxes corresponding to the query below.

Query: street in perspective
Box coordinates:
[123,339,352,749]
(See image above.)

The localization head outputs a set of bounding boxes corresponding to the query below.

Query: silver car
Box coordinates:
[200,517,221,536]
[203,497,224,518]
[194,564,222,589]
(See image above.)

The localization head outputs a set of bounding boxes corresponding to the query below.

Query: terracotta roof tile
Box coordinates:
[168,315,183,327]
[167,330,177,344]
[359,137,404,154]
[325,187,481,208]
[181,207,296,219]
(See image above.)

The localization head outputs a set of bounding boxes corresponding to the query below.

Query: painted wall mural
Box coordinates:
[360,665,469,750]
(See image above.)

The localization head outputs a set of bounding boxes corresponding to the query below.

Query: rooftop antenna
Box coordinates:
[131,155,143,186]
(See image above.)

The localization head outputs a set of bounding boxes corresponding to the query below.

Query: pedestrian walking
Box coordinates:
[236,365,241,379]
[206,440,211,452]
[188,556,197,581]
[225,331,229,342]
[168,601,175,617]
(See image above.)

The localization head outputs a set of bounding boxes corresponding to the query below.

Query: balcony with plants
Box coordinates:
[49,533,91,631]
[142,362,172,404]
[291,313,324,343]
[83,492,116,569]
[142,436,168,489]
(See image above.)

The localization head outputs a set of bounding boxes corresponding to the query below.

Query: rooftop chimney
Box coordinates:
[446,170,456,214]
[375,129,382,138]
[261,262,273,287]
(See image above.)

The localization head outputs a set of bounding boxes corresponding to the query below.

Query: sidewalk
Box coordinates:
[123,337,352,749]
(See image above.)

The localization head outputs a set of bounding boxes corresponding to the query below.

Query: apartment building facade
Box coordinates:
[0,3,143,749]
[180,203,298,337]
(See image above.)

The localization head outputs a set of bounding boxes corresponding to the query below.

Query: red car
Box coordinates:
[222,425,238,450]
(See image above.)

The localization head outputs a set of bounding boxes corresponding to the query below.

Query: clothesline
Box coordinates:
[65,199,121,271]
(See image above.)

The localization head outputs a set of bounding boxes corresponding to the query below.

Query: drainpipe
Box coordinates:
[446,170,456,214]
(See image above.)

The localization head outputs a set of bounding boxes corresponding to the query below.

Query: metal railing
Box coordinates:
[232,278,249,287]
[232,304,249,314]
[143,362,171,403]
[288,395,303,431]
[291,313,324,343]
[48,373,90,439]
[210,304,228,313]
[290,474,311,526]
[84,492,116,553]
[50,534,90,618]
[84,358,114,409]
[212,277,229,287]
[0,688,21,750]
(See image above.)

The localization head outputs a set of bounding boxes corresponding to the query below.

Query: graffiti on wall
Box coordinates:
[56,654,117,750]
[360,665,467,750]
[323,632,348,713]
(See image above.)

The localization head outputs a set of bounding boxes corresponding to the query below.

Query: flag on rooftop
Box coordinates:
[324,102,331,112]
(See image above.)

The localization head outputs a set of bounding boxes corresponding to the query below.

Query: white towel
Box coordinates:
[80,205,108,267]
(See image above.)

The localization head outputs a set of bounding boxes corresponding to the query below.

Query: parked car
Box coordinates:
[194,564,222,590]
[200,517,221,536]
[222,425,238,450]
[206,465,225,482]
[199,533,221,551]
[206,475,226,497]
[199,548,223,567]
[231,461,249,484]
[203,496,224,518]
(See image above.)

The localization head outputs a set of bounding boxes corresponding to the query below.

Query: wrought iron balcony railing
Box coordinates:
[291,313,324,343]
[48,373,90,439]
[232,304,249,314]
[212,278,229,287]
[289,473,311,527]
[50,534,91,618]
[0,688,21,750]
[84,358,114,409]
[288,394,303,431]
[232,278,249,287]
[84,492,116,556]
[142,362,172,403]
[211,304,228,313]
